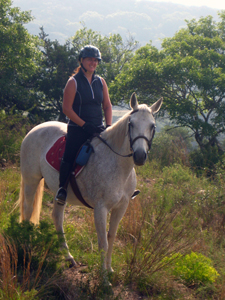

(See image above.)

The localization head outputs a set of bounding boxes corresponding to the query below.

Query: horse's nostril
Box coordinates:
[133,149,147,166]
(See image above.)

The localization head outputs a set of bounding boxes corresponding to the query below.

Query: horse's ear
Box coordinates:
[150,97,163,114]
[130,92,139,111]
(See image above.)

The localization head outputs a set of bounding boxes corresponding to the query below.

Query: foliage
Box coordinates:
[124,205,195,286]
[0,111,34,166]
[189,145,223,177]
[160,14,225,155]
[149,126,193,168]
[166,252,220,286]
[0,233,39,300]
[3,215,63,277]
[34,27,79,122]
[0,219,67,300]
[109,43,163,105]
[0,0,41,115]
[111,12,225,165]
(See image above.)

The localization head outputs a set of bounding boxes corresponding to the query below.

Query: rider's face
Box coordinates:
[82,57,99,73]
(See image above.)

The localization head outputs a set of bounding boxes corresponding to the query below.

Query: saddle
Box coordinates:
[46,136,93,208]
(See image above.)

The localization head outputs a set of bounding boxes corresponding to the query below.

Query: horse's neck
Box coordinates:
[103,117,131,154]
[101,118,134,173]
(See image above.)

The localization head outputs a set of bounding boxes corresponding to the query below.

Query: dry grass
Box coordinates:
[0,234,19,298]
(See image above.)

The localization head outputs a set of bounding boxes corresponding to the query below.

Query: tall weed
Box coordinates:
[124,200,196,292]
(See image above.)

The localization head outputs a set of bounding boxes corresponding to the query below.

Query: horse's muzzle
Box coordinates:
[133,149,147,166]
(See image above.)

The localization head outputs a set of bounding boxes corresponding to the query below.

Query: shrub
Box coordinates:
[166,252,220,286]
[149,126,192,168]
[0,214,67,299]
[190,146,224,177]
[2,215,63,279]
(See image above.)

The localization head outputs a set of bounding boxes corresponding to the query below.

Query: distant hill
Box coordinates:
[12,0,220,47]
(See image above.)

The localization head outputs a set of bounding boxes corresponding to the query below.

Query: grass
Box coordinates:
[1,131,225,298]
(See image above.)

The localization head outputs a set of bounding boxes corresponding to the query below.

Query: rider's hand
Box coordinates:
[97,125,106,133]
[82,122,98,135]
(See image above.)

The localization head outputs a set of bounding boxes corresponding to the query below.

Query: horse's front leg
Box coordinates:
[94,204,108,271]
[52,201,77,267]
[107,198,129,272]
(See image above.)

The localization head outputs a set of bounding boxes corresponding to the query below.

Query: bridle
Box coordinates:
[96,109,156,158]
[128,109,155,153]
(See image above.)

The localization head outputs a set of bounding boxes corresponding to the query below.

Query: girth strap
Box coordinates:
[70,174,93,209]
[69,142,94,209]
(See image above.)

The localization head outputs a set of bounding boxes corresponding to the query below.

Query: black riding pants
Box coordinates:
[58,125,91,188]
[63,125,91,165]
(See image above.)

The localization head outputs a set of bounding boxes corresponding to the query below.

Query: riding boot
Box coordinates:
[55,160,72,205]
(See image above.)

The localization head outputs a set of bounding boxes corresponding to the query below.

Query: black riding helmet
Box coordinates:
[78,45,101,62]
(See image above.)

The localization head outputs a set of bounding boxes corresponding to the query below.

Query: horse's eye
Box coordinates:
[129,122,134,128]
[151,124,156,130]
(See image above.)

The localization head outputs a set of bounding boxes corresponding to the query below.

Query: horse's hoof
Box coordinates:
[69,261,77,268]
[102,280,114,295]
[107,267,114,273]
[65,258,77,268]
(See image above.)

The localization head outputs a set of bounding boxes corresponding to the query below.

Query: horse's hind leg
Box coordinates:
[107,199,129,272]
[52,201,77,267]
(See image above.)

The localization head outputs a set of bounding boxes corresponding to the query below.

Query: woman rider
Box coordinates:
[55,45,112,205]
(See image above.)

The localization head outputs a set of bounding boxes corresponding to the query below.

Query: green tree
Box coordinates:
[111,13,225,157]
[0,0,41,115]
[109,43,163,104]
[35,27,79,121]
[160,14,225,155]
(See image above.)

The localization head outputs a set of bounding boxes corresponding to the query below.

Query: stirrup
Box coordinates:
[55,187,67,205]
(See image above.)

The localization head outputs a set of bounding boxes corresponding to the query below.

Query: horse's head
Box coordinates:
[129,93,163,166]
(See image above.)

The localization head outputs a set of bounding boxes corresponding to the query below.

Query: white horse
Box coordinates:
[18,93,162,274]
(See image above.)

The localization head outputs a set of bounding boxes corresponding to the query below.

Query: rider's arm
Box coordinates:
[62,77,85,127]
[101,78,112,127]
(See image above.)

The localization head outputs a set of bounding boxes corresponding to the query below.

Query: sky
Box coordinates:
[150,0,225,10]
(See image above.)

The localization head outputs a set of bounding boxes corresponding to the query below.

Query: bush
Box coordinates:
[0,215,67,299]
[149,126,192,168]
[2,215,63,279]
[190,146,224,178]
[166,252,220,286]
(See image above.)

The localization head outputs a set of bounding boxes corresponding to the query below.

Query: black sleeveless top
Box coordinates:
[69,69,103,127]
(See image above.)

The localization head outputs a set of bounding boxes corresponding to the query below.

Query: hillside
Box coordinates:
[12,0,220,47]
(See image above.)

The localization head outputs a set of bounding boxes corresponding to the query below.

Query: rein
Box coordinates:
[96,134,133,158]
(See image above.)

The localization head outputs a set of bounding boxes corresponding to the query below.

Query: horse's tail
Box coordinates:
[18,175,44,225]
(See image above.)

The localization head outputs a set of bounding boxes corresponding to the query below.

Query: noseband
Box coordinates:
[129,133,154,152]
[96,109,155,158]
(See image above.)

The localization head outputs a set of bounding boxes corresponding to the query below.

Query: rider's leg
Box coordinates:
[55,160,72,205]
[55,125,90,205]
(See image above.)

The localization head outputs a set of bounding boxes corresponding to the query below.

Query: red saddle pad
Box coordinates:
[46,136,83,177]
